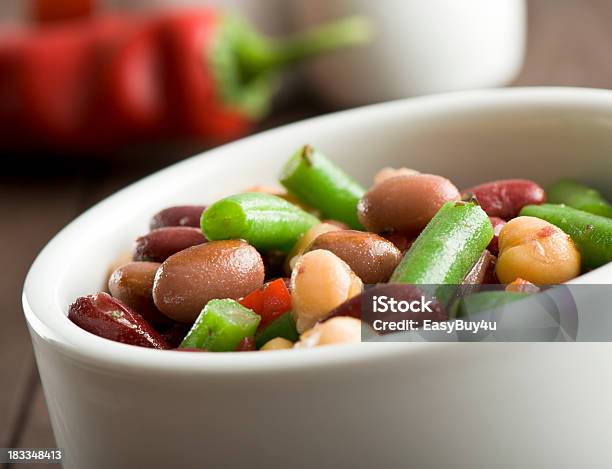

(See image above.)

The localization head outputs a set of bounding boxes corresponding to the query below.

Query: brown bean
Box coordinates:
[149,205,207,231]
[463,179,545,219]
[153,240,264,323]
[108,261,170,326]
[307,230,401,283]
[358,174,460,234]
[382,232,414,253]
[133,227,206,262]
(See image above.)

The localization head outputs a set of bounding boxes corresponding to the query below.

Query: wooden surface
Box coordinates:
[2,0,612,467]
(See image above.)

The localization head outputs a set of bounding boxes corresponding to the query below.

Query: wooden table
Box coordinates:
[2,0,612,466]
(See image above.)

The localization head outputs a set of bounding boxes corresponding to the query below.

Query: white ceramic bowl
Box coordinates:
[24,88,612,469]
[292,0,526,106]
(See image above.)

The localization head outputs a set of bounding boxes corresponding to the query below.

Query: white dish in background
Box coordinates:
[293,0,526,106]
[23,88,612,469]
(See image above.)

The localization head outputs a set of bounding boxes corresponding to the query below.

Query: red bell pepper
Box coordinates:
[239,278,292,329]
[0,10,369,153]
[33,0,96,24]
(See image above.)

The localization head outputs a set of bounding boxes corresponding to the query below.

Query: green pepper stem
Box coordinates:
[242,16,372,77]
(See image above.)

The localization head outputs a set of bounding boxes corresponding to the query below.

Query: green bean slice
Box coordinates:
[201,192,319,253]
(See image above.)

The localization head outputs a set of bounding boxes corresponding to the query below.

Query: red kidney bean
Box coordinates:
[68,292,169,349]
[488,217,506,254]
[158,322,191,348]
[322,283,447,332]
[382,231,414,253]
[463,179,545,219]
[149,205,207,231]
[133,226,206,262]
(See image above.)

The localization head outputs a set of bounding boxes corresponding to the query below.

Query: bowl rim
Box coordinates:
[22,86,612,375]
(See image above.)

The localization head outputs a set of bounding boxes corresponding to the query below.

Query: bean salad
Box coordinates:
[68,145,612,351]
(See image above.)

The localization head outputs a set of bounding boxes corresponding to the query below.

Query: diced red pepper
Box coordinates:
[239,278,292,329]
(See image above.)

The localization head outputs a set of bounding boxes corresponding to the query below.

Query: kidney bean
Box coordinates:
[488,217,506,254]
[153,240,264,323]
[108,261,170,326]
[323,284,447,332]
[133,226,206,262]
[382,231,414,253]
[463,179,545,219]
[358,174,460,234]
[307,230,401,283]
[149,205,207,231]
[68,292,169,349]
[158,322,191,349]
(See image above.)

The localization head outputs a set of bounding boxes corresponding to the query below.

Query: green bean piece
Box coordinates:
[254,311,299,349]
[279,145,365,229]
[390,201,493,304]
[180,299,261,352]
[449,291,530,319]
[546,180,612,219]
[520,203,612,269]
[201,192,319,253]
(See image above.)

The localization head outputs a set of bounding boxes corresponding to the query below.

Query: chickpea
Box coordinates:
[285,222,343,273]
[295,317,362,348]
[505,278,540,293]
[496,216,581,284]
[260,337,294,351]
[373,167,420,185]
[291,250,363,333]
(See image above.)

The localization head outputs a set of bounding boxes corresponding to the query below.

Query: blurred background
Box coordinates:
[2,0,612,465]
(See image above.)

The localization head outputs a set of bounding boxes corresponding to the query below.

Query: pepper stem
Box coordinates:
[240,16,372,79]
